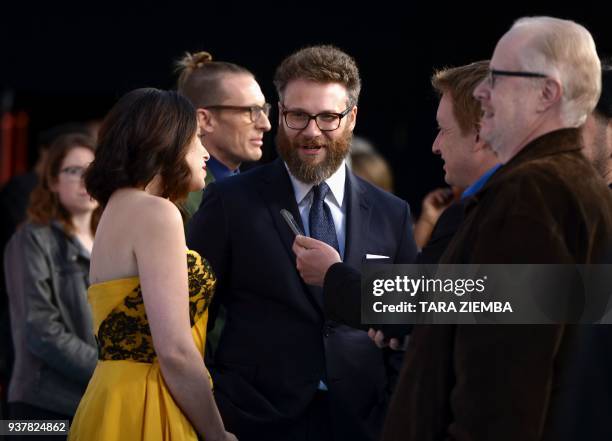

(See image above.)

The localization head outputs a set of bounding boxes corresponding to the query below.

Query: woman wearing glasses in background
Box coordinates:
[4,133,99,440]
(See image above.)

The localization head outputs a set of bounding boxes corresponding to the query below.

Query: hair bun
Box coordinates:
[175,51,214,88]
[184,51,213,69]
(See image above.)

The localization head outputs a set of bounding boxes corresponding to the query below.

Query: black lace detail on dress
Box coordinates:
[187,252,215,327]
[96,251,216,362]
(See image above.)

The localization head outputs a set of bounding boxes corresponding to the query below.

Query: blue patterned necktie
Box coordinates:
[309,182,339,252]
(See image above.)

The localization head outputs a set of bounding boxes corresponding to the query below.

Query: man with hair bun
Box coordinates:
[176,51,272,217]
[178,52,272,361]
[188,45,417,441]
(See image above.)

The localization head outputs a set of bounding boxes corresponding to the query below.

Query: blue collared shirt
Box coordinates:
[207,156,240,182]
[461,164,502,200]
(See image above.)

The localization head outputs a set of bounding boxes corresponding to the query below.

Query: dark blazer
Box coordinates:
[323,199,466,335]
[187,158,417,441]
[417,200,466,264]
[382,129,612,441]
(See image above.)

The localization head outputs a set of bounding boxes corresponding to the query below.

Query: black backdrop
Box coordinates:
[1,5,609,214]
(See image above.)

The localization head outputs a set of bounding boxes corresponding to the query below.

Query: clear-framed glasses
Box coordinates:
[486,69,548,88]
[203,103,271,123]
[281,106,353,131]
[60,165,87,182]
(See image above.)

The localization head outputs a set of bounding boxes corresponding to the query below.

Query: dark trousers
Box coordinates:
[238,390,332,441]
[284,390,332,441]
[7,401,70,441]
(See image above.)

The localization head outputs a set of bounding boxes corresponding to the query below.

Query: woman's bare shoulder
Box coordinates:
[108,189,182,227]
[90,190,184,283]
[134,192,180,217]
[94,190,183,252]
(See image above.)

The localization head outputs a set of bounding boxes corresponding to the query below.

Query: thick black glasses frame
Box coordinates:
[281,106,353,131]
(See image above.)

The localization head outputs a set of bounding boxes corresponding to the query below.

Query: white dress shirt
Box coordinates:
[285,161,347,259]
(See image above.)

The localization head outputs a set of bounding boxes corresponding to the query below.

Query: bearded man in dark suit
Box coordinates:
[187,45,417,441]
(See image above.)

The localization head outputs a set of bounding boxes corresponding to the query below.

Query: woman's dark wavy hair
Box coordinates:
[85,88,198,206]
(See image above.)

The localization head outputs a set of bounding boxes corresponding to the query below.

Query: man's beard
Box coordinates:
[276,125,352,185]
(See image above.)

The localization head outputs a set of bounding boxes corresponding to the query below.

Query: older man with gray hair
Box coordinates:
[382,17,612,441]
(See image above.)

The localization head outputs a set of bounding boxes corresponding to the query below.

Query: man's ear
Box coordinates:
[472,125,486,151]
[538,78,562,112]
[197,108,215,135]
[472,124,496,157]
[348,105,358,131]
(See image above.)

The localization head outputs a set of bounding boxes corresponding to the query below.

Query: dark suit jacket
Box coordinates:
[323,199,466,336]
[382,128,612,441]
[187,158,417,441]
[417,200,466,264]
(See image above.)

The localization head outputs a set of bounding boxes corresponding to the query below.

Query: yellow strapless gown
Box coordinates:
[68,250,215,441]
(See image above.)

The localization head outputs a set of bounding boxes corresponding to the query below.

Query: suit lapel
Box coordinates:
[343,169,371,269]
[257,159,304,260]
[255,159,324,313]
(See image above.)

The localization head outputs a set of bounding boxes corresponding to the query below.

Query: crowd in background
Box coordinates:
[0,14,611,441]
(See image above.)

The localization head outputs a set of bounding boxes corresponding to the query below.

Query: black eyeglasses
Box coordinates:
[486,69,548,88]
[60,166,87,182]
[282,106,353,131]
[203,103,271,123]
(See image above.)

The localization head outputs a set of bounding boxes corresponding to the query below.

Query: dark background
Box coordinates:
[1,5,609,214]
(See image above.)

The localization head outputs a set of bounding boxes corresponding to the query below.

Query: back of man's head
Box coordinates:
[510,16,601,127]
[176,51,253,108]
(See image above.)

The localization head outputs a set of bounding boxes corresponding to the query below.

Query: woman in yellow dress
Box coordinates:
[68,88,237,441]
